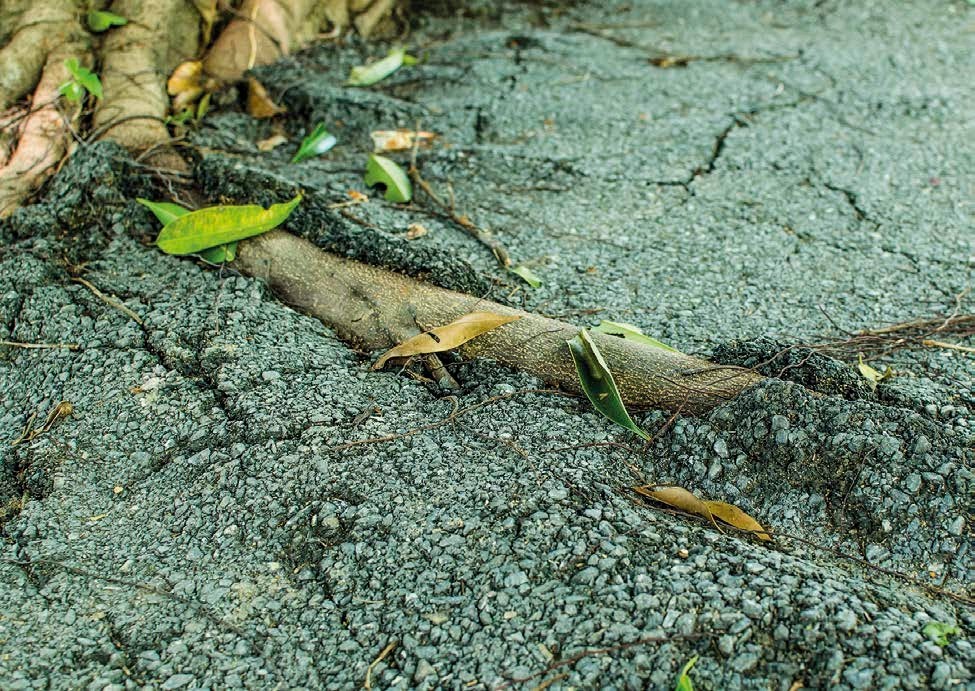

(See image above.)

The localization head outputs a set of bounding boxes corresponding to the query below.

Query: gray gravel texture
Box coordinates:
[2,1,974,689]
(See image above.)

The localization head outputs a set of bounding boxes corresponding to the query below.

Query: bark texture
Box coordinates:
[233,231,762,414]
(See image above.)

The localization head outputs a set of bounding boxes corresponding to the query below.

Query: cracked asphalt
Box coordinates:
[1,1,973,689]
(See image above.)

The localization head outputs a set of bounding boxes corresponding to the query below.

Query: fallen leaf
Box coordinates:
[191,0,219,43]
[371,129,438,152]
[88,513,108,522]
[595,320,678,352]
[154,195,301,255]
[923,621,961,647]
[136,198,237,263]
[509,264,542,288]
[567,329,648,439]
[348,190,369,202]
[857,353,893,391]
[405,223,428,240]
[87,10,127,32]
[364,154,412,203]
[247,77,286,119]
[634,485,772,541]
[373,312,520,370]
[347,47,416,86]
[674,655,698,691]
[292,123,337,163]
[257,134,288,152]
[167,60,204,112]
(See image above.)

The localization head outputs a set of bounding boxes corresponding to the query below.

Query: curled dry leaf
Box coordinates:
[371,129,438,152]
[633,485,771,541]
[405,223,428,240]
[373,312,521,370]
[247,78,286,119]
[167,60,205,113]
[257,133,289,152]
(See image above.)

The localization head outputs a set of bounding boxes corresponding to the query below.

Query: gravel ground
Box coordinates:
[1,1,973,689]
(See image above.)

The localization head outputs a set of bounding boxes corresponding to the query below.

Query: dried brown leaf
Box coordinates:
[247,78,285,119]
[634,485,771,541]
[257,133,288,152]
[405,223,428,240]
[373,311,521,370]
[705,500,772,541]
[371,129,438,152]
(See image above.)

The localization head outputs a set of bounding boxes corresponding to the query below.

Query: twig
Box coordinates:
[71,277,144,325]
[0,340,79,350]
[364,640,397,690]
[922,339,975,354]
[407,121,513,268]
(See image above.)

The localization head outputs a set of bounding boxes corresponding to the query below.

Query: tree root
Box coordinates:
[232,231,762,414]
[0,2,88,218]
[0,0,403,217]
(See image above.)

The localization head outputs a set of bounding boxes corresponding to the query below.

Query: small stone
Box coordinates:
[161,674,194,690]
[836,609,858,631]
[713,438,729,458]
[947,516,965,536]
[261,370,280,381]
[904,473,922,494]
[504,571,529,588]
[414,659,437,683]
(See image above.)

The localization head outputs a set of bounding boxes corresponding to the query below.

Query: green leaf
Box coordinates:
[199,242,238,263]
[137,198,189,225]
[364,154,412,203]
[595,320,679,352]
[64,58,102,99]
[347,47,415,86]
[137,198,237,262]
[923,622,961,647]
[567,329,649,439]
[674,655,698,691]
[509,264,542,287]
[291,123,337,164]
[196,92,211,121]
[87,10,127,32]
[58,80,85,103]
[155,195,302,255]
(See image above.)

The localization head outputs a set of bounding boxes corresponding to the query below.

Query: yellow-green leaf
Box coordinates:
[137,198,189,225]
[373,311,520,370]
[347,48,415,86]
[567,329,648,439]
[509,264,542,287]
[87,10,127,32]
[857,353,893,392]
[155,195,301,255]
[674,655,698,691]
[364,154,412,203]
[595,320,678,352]
[633,485,772,541]
[138,198,237,262]
[923,621,961,647]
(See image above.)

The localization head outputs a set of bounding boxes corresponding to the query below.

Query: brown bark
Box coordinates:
[233,231,761,414]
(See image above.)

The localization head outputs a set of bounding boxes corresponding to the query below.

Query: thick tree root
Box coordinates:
[0,1,88,218]
[93,0,200,159]
[233,231,762,414]
[0,0,402,217]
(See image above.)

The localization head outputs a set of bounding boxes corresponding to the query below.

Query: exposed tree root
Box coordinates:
[93,0,200,161]
[0,0,402,216]
[0,5,88,218]
[232,231,762,414]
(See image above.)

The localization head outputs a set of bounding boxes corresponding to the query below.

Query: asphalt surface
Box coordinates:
[1,1,973,689]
